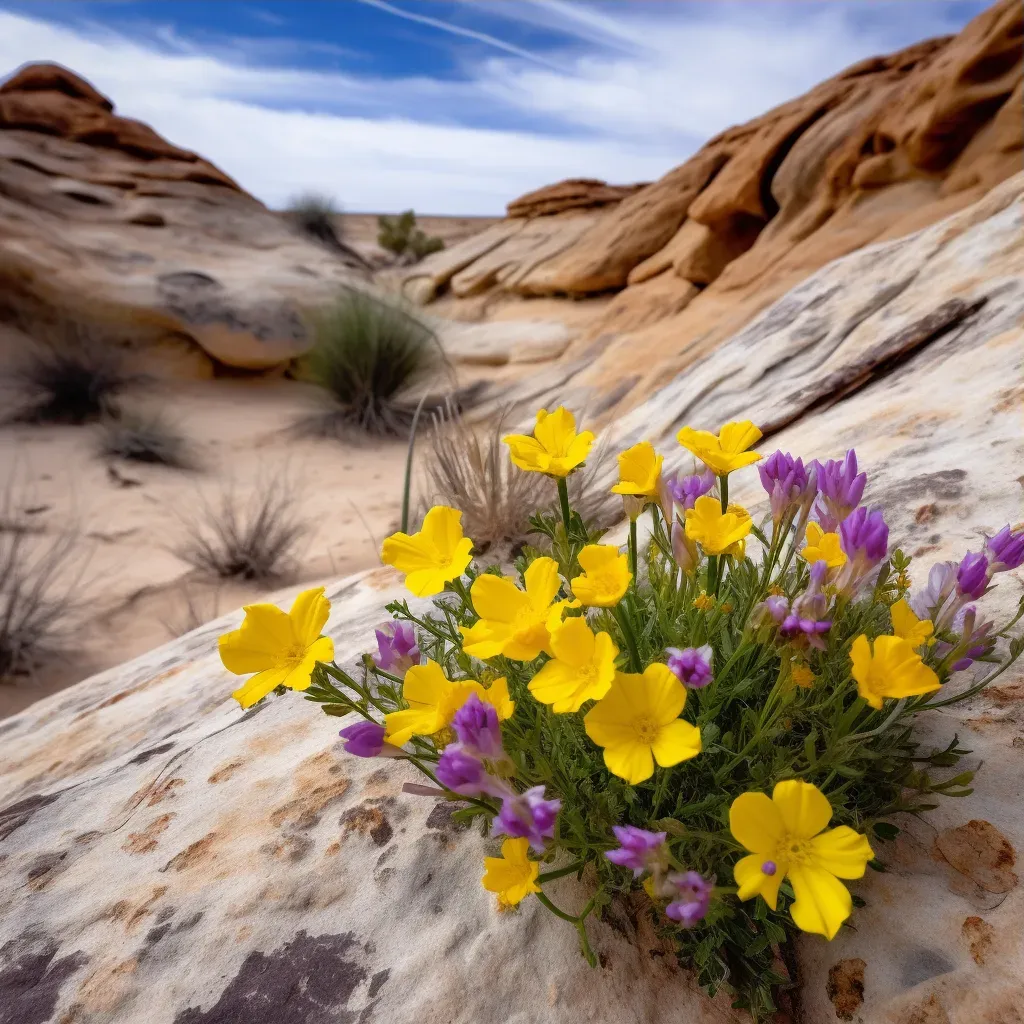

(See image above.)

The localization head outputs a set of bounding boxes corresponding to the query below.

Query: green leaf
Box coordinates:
[872,822,900,841]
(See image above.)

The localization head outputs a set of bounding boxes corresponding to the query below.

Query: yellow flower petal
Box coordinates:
[684,496,753,556]
[637,662,686,723]
[460,620,513,660]
[788,864,853,940]
[772,779,833,840]
[891,598,934,648]
[719,420,763,455]
[288,587,331,648]
[529,618,617,712]
[611,441,663,498]
[850,634,941,709]
[218,603,294,675]
[734,852,785,909]
[470,573,530,623]
[504,407,593,477]
[729,792,785,855]
[601,740,656,785]
[381,506,473,597]
[809,826,874,880]
[650,718,702,768]
[480,676,515,720]
[231,667,290,709]
[800,523,847,569]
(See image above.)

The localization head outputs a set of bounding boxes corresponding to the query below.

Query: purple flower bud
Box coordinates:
[986,525,1024,572]
[437,745,490,797]
[494,785,561,852]
[666,645,713,688]
[663,470,716,512]
[339,721,386,758]
[664,871,712,928]
[812,450,866,532]
[956,551,989,600]
[792,560,830,622]
[761,860,777,876]
[910,561,958,621]
[605,825,668,877]
[758,451,814,523]
[943,605,996,672]
[374,621,420,673]
[751,594,790,630]
[671,518,699,574]
[452,693,504,760]
[839,507,888,566]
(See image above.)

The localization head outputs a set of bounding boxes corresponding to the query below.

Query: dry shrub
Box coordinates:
[0,480,89,682]
[98,409,196,469]
[173,471,309,581]
[421,404,619,553]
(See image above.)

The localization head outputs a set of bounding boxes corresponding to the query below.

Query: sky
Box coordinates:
[0,1,991,215]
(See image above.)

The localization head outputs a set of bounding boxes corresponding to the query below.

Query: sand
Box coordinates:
[0,364,412,719]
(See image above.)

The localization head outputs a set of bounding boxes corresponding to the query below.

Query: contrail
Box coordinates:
[353,0,565,71]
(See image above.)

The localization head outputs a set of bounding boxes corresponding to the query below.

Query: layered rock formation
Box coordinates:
[402,0,1023,417]
[2,169,1022,1024]
[0,63,368,376]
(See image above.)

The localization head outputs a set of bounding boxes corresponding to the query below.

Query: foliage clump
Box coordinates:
[98,410,195,469]
[377,210,444,263]
[297,289,444,438]
[286,192,343,248]
[219,408,1024,1019]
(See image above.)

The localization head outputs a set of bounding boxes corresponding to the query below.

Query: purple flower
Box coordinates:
[986,525,1024,572]
[812,450,866,532]
[452,693,504,760]
[339,721,387,758]
[752,594,791,629]
[494,786,561,852]
[666,645,714,688]
[910,561,958,621]
[839,507,888,565]
[436,745,491,796]
[605,825,668,877]
[956,551,989,600]
[664,871,712,928]
[373,621,420,673]
[782,561,832,648]
[779,614,831,651]
[663,470,716,512]
[945,606,996,672]
[758,451,815,523]
[671,518,699,574]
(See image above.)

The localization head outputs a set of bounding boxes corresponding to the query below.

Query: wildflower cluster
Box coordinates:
[219,407,1024,1019]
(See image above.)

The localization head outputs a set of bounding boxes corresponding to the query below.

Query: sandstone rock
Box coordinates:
[0,65,370,375]
[437,319,575,366]
[672,219,762,287]
[506,178,648,218]
[2,178,1023,1024]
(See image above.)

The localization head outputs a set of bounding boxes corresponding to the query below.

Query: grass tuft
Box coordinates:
[98,410,196,469]
[173,472,309,582]
[286,191,343,248]
[296,290,445,438]
[0,479,88,682]
[8,333,138,425]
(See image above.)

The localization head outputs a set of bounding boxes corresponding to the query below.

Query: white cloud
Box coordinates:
[0,3,983,214]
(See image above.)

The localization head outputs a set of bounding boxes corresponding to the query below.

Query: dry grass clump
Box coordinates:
[7,332,138,425]
[286,191,343,247]
[420,404,619,553]
[173,471,309,581]
[296,289,445,438]
[0,480,88,682]
[98,410,196,470]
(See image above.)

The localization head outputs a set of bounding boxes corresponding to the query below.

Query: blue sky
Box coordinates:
[0,1,990,214]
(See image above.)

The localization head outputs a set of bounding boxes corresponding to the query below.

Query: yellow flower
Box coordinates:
[730,780,874,940]
[381,505,474,597]
[528,616,619,713]
[693,591,715,612]
[571,544,632,607]
[482,837,541,906]
[850,634,940,710]
[503,406,594,478]
[677,420,763,476]
[611,441,663,499]
[584,663,702,784]
[890,598,934,649]
[383,660,514,746]
[461,557,568,661]
[791,663,816,689]
[684,496,752,557]
[219,587,335,709]
[800,523,847,569]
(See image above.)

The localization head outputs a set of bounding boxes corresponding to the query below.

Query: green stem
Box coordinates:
[719,474,729,513]
[556,475,573,540]
[400,393,429,534]
[628,518,638,580]
[372,667,404,685]
[613,603,643,672]
[707,555,719,598]
[537,859,586,884]
[535,890,579,923]
[535,892,598,966]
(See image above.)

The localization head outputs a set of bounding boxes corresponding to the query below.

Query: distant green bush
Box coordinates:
[377,210,445,262]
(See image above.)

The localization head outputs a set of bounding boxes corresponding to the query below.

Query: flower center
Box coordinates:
[274,643,306,668]
[781,836,811,865]
[633,716,660,743]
